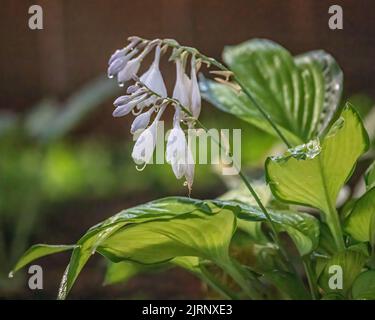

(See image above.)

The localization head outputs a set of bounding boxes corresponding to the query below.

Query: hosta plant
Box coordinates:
[11,37,375,300]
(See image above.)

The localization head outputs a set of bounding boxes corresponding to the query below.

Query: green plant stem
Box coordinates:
[326,206,345,252]
[194,118,295,274]
[232,76,292,149]
[219,259,262,299]
[302,256,319,300]
[199,263,239,300]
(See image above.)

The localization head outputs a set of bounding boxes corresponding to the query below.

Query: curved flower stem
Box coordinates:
[155,38,293,149]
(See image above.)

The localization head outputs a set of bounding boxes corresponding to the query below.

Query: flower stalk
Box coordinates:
[135,37,292,149]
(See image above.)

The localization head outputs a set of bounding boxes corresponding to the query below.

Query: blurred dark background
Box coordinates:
[0,0,374,299]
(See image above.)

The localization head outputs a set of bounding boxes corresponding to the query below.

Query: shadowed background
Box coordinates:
[0,0,374,299]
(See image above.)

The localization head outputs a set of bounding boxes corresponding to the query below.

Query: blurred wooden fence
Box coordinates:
[1,0,374,113]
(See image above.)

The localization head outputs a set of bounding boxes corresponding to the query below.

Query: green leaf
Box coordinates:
[365,161,375,190]
[345,187,375,243]
[347,243,371,257]
[201,39,343,144]
[104,261,140,285]
[318,223,337,255]
[58,197,235,299]
[262,270,310,300]
[15,197,319,298]
[217,200,320,256]
[351,270,375,299]
[104,260,167,285]
[318,249,367,296]
[11,244,76,275]
[266,105,369,249]
[97,206,235,265]
[58,222,127,299]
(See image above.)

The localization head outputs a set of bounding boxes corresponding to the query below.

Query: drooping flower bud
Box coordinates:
[140,46,167,97]
[108,48,139,79]
[117,56,142,84]
[136,46,168,109]
[190,56,201,118]
[131,105,166,165]
[130,107,154,134]
[173,59,191,107]
[112,94,147,117]
[108,37,141,66]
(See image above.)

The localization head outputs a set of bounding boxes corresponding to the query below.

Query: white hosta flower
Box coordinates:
[109,49,126,66]
[140,46,167,97]
[135,46,167,109]
[166,124,188,179]
[190,56,201,118]
[112,94,147,117]
[131,105,166,165]
[108,38,203,192]
[108,47,139,79]
[117,56,142,84]
[131,107,154,134]
[166,108,195,186]
[113,88,146,107]
[108,37,141,66]
[132,123,157,165]
[173,59,191,107]
[114,41,159,85]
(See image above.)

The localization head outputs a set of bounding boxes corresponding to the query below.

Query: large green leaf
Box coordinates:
[266,105,369,248]
[351,270,375,299]
[13,196,319,298]
[97,206,235,265]
[10,244,76,276]
[200,39,343,144]
[345,187,375,243]
[58,198,237,299]
[318,249,367,296]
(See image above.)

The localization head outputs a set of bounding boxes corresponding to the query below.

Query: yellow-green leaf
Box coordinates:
[345,187,375,243]
[318,249,367,296]
[266,105,369,249]
[352,270,375,300]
